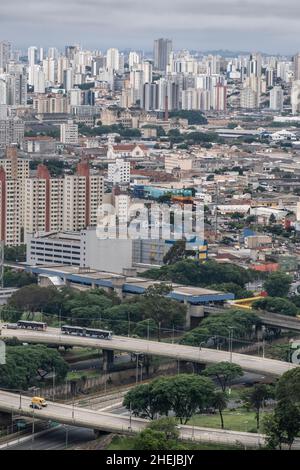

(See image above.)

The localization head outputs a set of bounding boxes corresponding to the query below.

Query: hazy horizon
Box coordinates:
[1,0,300,55]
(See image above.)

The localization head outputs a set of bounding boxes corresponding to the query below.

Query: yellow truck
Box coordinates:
[30,397,47,410]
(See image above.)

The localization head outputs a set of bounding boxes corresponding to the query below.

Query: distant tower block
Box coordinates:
[165,95,169,121]
[297,201,300,222]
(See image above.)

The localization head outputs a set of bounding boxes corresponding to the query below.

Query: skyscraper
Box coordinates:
[153,38,172,72]
[106,48,120,72]
[270,86,284,112]
[0,41,11,72]
[293,53,300,81]
[28,46,38,86]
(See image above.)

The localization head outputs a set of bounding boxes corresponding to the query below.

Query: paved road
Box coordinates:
[3,389,300,449]
[2,388,130,451]
[0,325,297,376]
[3,426,95,450]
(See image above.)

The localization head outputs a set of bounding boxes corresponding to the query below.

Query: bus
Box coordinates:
[61,325,112,340]
[17,321,47,331]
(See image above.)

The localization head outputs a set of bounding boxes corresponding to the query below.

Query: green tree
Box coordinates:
[123,383,161,420]
[202,362,243,392]
[4,245,26,262]
[141,284,186,340]
[133,418,182,450]
[169,374,215,424]
[8,285,62,312]
[4,268,37,288]
[263,400,300,450]
[124,374,214,424]
[133,428,179,450]
[242,384,273,430]
[181,309,260,347]
[163,240,187,265]
[211,391,228,429]
[0,345,68,390]
[147,417,179,440]
[276,368,300,404]
[252,297,298,317]
[169,110,208,125]
[263,272,292,298]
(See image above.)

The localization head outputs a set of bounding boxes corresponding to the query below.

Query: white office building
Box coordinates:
[60,120,79,144]
[108,159,131,184]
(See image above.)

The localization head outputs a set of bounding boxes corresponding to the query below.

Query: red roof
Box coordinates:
[112,144,148,152]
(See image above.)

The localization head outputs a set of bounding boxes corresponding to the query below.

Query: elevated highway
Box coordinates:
[0,325,297,376]
[1,390,300,449]
[0,390,264,448]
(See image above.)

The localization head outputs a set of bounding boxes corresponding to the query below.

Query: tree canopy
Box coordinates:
[143,260,255,288]
[252,297,298,317]
[202,362,243,392]
[181,309,260,347]
[123,374,215,424]
[263,272,292,298]
[0,345,68,390]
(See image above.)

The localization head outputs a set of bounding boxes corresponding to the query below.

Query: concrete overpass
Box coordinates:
[204,305,300,334]
[2,389,300,449]
[0,325,297,376]
[257,312,300,333]
[0,390,265,448]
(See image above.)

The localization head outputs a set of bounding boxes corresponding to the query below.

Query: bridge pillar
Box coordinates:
[103,349,114,373]
[185,303,205,329]
[192,362,206,374]
[255,324,265,340]
[94,429,109,438]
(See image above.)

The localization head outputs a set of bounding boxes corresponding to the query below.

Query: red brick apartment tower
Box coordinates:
[76,159,90,227]
[37,164,51,232]
[0,167,6,242]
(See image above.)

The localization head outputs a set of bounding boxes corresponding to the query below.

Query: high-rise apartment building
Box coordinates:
[0,117,25,148]
[60,120,79,144]
[293,53,300,81]
[106,48,120,72]
[0,41,11,72]
[270,86,284,112]
[153,38,172,72]
[63,161,104,231]
[108,159,131,184]
[28,46,38,86]
[0,150,104,245]
[0,147,29,245]
[240,87,257,109]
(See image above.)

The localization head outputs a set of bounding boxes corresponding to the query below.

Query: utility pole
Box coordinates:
[135,353,139,383]
[31,408,35,449]
[228,327,234,363]
[215,183,219,241]
[0,240,4,289]
[65,425,69,449]
[52,367,55,401]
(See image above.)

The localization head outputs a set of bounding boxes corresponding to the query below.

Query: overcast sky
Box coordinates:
[1,0,300,54]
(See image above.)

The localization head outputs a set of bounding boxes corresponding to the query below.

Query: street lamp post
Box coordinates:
[140,360,143,382]
[19,391,22,410]
[129,401,132,431]
[52,366,55,402]
[72,396,75,421]
[31,407,35,449]
[228,327,234,363]
[65,425,69,449]
[135,353,139,384]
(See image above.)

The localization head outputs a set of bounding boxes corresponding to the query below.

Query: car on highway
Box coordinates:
[30,396,47,410]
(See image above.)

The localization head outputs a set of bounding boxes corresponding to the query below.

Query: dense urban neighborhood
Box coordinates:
[1,1,300,455]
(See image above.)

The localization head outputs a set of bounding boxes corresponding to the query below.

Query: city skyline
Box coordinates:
[1,0,300,54]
